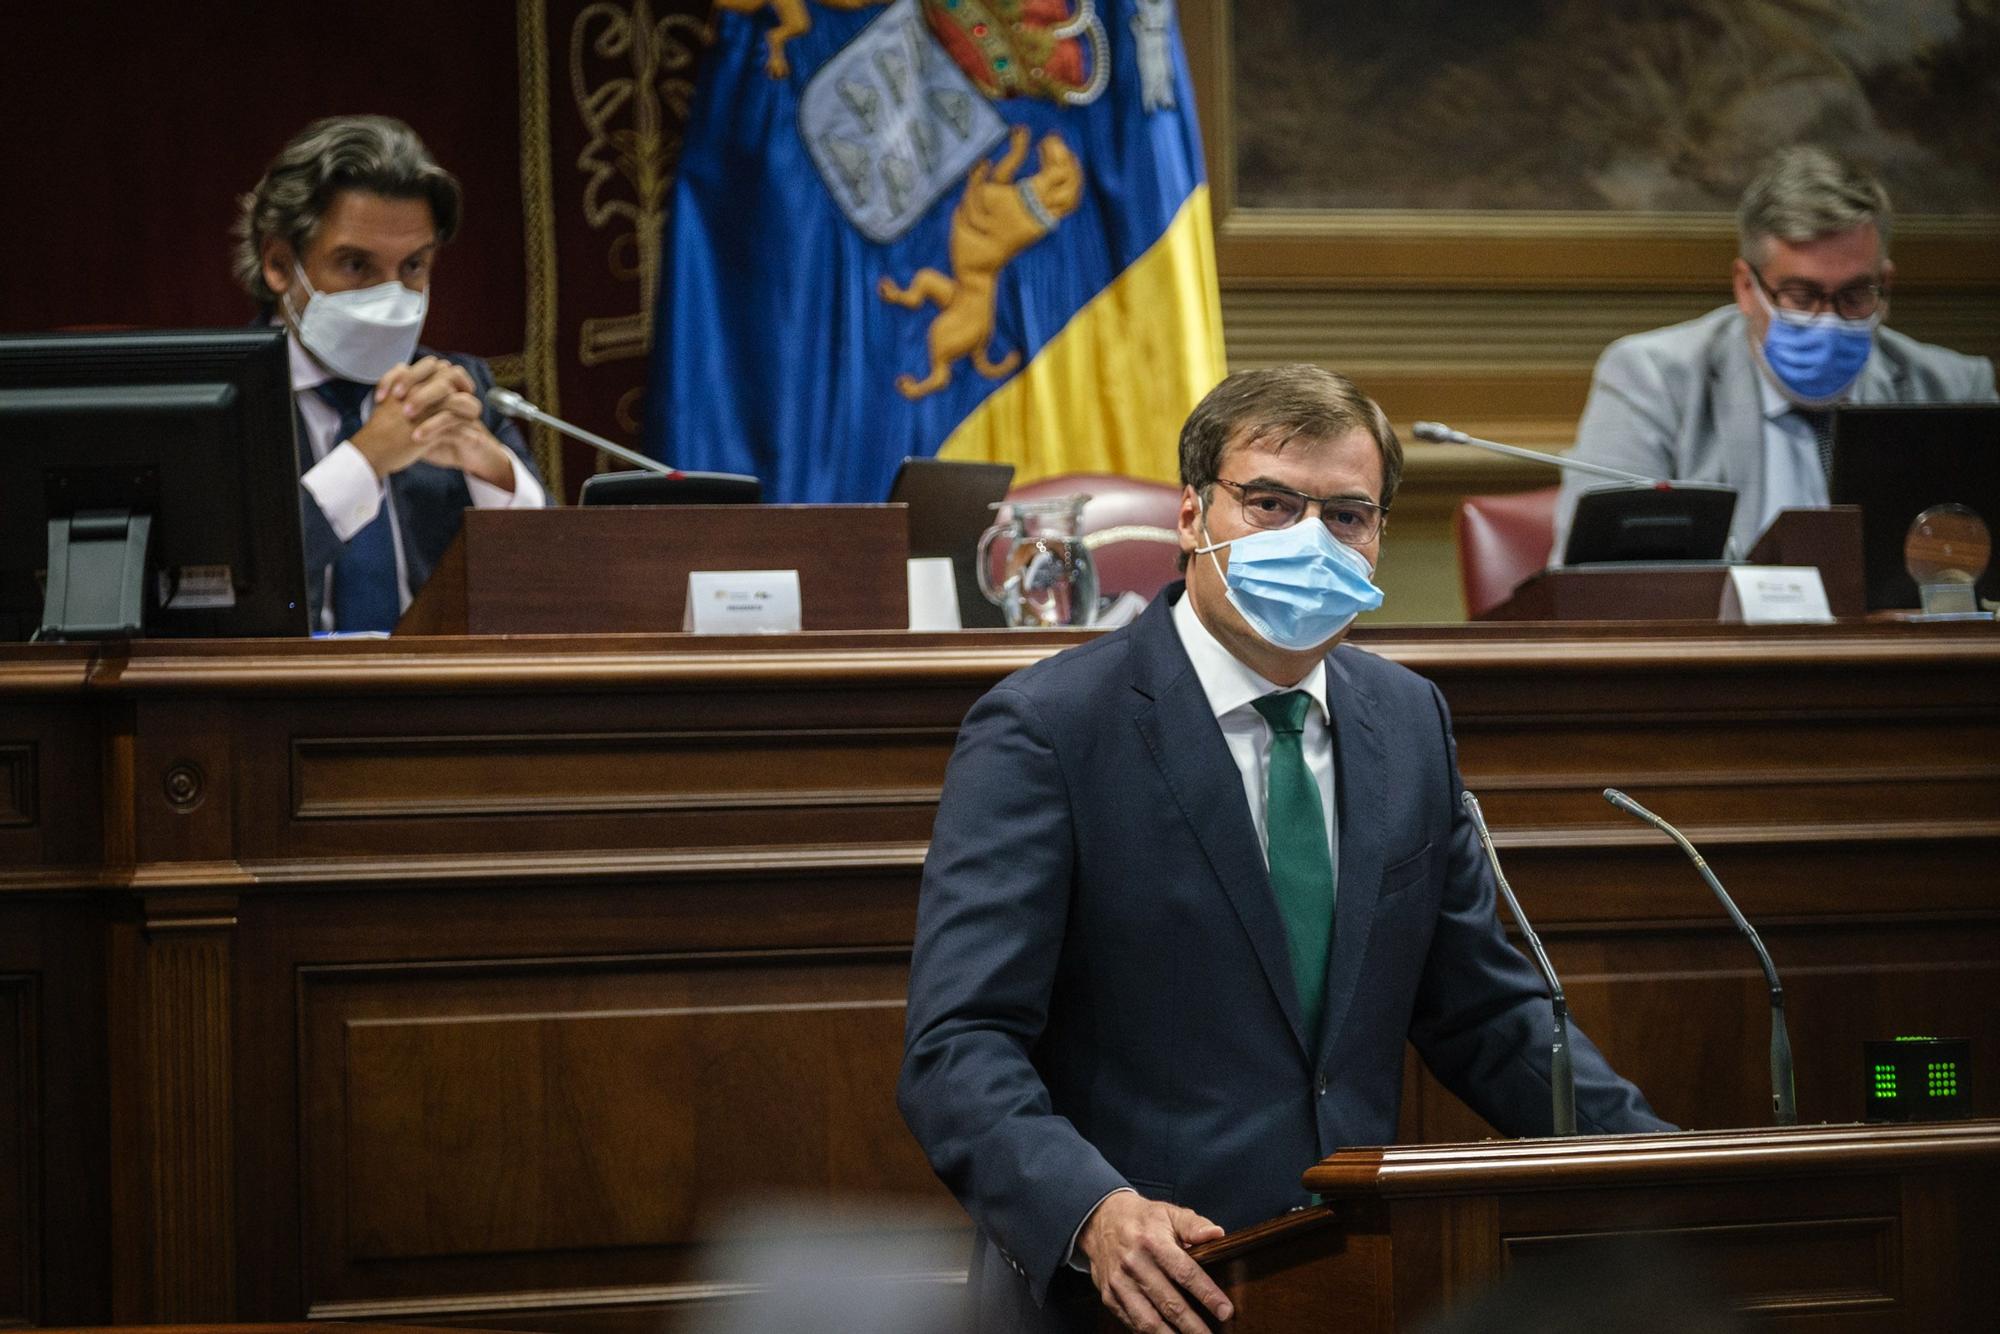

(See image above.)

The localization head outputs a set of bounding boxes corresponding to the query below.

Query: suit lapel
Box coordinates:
[1714,330,1766,491]
[1127,596,1314,1057]
[1853,338,1905,404]
[1314,648,1387,1064]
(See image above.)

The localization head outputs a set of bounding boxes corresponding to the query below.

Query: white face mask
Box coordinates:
[286,265,427,383]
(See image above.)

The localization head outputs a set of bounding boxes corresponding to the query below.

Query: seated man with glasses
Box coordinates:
[1550,145,1996,563]
[901,366,1668,1334]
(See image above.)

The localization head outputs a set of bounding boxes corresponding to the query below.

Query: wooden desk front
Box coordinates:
[2,623,1995,1330]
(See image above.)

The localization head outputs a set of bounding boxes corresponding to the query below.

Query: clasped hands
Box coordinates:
[1080,1190,1234,1332]
[349,356,515,490]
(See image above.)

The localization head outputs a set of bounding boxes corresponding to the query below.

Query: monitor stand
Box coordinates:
[40,509,152,640]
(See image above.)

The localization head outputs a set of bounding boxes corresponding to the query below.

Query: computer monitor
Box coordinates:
[578,469,762,505]
[888,456,1016,629]
[1561,482,1737,565]
[1830,403,2000,611]
[0,328,308,640]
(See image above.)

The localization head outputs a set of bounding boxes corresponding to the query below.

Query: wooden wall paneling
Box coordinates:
[107,896,239,1323]
[294,948,954,1319]
[2,626,1996,1331]
[0,688,100,884]
[229,674,984,870]
[227,863,955,1331]
[0,971,37,1328]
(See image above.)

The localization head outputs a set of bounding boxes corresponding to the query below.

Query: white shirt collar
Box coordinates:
[272,313,332,393]
[1170,583,1330,726]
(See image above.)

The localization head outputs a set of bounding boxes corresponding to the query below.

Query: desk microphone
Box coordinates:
[1462,791,1577,1136]
[1412,421,1670,488]
[486,387,680,478]
[1603,788,1797,1125]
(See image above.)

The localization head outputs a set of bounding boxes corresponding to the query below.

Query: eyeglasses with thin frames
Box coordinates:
[1214,478,1387,547]
[1747,263,1885,322]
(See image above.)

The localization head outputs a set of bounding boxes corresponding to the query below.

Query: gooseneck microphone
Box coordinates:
[1462,791,1577,1136]
[1412,420,1668,488]
[486,387,680,478]
[1603,788,1797,1125]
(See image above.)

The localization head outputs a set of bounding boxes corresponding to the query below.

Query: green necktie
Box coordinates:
[1252,690,1337,1046]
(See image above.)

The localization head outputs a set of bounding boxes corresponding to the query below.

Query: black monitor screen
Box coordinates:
[0,328,308,640]
[1561,482,1737,565]
[1831,403,2000,611]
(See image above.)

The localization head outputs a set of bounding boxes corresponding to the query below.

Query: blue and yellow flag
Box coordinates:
[646,0,1225,501]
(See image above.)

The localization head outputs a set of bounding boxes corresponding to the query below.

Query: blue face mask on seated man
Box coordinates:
[1195,502,1384,653]
[1752,285,1878,407]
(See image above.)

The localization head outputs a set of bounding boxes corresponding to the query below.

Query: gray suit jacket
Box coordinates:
[898,587,1667,1333]
[1551,305,1997,562]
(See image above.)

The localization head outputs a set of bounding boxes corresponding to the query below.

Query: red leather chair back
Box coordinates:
[1005,472,1185,600]
[1456,486,1560,618]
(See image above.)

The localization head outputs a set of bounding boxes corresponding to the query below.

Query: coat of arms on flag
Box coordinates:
[648,0,1223,503]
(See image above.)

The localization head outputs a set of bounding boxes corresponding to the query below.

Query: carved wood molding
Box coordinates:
[0,746,32,827]
[5,625,1996,696]
[135,900,238,1321]
[0,974,39,1327]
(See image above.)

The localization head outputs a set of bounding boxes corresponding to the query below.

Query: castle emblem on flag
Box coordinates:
[802,0,1009,242]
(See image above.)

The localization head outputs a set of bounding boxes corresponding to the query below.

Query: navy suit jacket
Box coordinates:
[294,347,540,626]
[898,587,1668,1333]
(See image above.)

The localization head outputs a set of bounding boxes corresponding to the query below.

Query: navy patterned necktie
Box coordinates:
[1795,407,1836,479]
[1252,690,1337,1046]
[313,379,400,632]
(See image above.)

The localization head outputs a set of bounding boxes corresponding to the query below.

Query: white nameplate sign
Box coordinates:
[905,556,962,631]
[683,569,802,634]
[1719,565,1833,624]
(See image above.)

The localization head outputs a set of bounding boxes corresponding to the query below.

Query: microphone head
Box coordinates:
[1411,420,1462,444]
[486,385,532,418]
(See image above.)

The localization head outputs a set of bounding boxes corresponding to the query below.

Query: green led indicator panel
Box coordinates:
[1864,1037,1971,1122]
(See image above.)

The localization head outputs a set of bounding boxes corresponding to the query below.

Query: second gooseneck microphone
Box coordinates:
[1412,420,1667,487]
[1604,788,1798,1126]
[1462,791,1577,1136]
[486,387,681,478]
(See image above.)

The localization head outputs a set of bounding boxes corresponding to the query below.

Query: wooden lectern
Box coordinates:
[1140,1120,1998,1331]
[397,505,912,635]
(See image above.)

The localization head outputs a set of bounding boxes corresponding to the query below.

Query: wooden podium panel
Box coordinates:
[399,505,912,635]
[1484,507,1866,621]
[1,621,1996,1331]
[1178,1121,2000,1331]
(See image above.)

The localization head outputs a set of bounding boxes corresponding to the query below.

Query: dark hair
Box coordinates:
[1180,363,1402,497]
[1175,366,1401,570]
[233,115,462,305]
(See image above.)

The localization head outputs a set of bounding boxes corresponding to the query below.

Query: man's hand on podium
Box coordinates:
[1079,1190,1233,1333]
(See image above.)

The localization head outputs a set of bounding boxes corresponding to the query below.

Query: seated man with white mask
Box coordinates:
[1550,145,1996,564]
[234,115,546,632]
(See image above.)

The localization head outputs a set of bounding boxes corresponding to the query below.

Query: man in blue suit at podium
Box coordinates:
[900,366,1669,1334]
[236,114,545,632]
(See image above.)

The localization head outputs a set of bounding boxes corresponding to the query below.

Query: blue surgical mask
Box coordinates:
[1751,284,1877,407]
[1195,503,1384,652]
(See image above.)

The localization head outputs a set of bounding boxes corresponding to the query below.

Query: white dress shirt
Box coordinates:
[289,332,546,629]
[1753,370,1832,544]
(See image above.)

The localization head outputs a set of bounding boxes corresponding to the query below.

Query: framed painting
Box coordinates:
[1183,0,2000,291]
